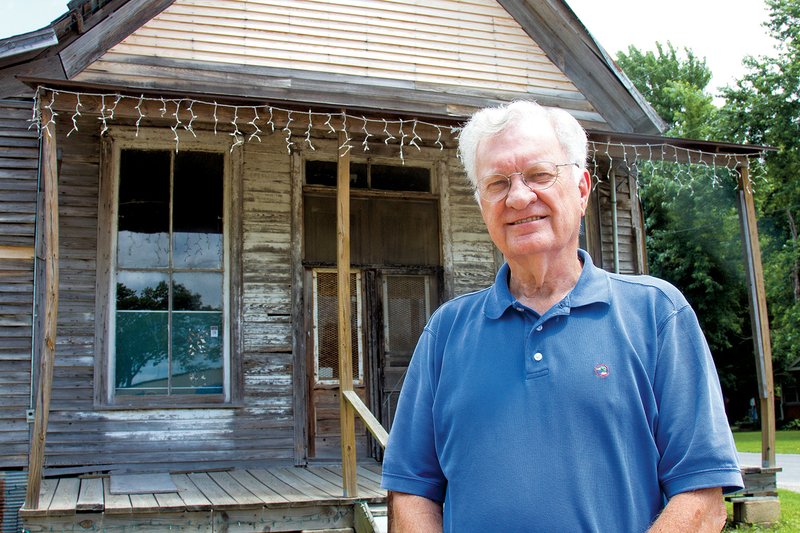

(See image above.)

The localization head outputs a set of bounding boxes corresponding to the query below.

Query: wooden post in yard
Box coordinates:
[336,129,358,496]
[25,93,60,509]
[737,165,776,468]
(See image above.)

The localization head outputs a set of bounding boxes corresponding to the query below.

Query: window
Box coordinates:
[305,159,431,192]
[312,270,363,384]
[109,148,229,402]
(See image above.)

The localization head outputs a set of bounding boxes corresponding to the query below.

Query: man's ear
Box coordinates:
[578,169,591,216]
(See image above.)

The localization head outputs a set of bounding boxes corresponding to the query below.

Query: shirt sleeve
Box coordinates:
[653,305,744,498]
[380,327,447,502]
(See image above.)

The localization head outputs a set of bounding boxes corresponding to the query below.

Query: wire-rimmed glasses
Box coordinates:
[477,162,579,202]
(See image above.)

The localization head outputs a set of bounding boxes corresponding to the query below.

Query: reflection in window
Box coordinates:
[114,149,225,398]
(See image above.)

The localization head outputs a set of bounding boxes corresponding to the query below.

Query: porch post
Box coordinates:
[737,165,776,468]
[336,129,358,496]
[25,92,60,509]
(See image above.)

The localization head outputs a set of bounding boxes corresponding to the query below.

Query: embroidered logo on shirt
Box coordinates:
[594,363,610,378]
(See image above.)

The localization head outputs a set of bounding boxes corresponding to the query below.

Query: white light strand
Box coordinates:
[230,106,243,152]
[398,119,406,165]
[361,116,372,152]
[108,94,121,120]
[383,119,396,145]
[435,126,444,151]
[267,106,275,133]
[213,102,218,135]
[42,90,57,139]
[170,100,182,152]
[305,110,315,151]
[134,94,145,137]
[283,110,294,154]
[67,94,82,137]
[98,94,109,135]
[339,112,352,156]
[410,120,422,151]
[248,107,262,143]
[186,100,198,138]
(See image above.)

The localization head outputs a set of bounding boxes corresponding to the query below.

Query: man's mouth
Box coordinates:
[511,215,544,225]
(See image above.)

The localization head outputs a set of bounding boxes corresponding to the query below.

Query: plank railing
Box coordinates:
[342,390,389,448]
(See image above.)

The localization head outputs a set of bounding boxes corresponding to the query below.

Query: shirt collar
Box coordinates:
[484,249,611,319]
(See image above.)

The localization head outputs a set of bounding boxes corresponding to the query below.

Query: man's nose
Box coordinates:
[505,176,537,208]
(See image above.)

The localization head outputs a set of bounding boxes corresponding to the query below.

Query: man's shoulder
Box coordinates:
[605,272,689,311]
[428,286,494,327]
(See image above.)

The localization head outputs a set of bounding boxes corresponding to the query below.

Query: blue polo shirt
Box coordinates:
[381,250,743,532]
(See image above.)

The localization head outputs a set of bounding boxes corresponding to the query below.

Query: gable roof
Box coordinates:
[0,0,664,134]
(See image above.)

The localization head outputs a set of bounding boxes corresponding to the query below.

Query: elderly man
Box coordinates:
[380,101,743,532]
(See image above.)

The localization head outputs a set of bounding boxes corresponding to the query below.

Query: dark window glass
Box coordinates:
[115,149,225,399]
[371,164,430,192]
[306,160,368,188]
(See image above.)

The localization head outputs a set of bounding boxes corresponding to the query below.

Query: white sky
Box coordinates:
[1,0,779,96]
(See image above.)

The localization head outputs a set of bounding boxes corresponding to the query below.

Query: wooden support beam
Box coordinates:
[337,129,358,497]
[737,166,776,468]
[25,95,60,509]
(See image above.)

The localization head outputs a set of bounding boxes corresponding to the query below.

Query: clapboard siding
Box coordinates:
[596,172,642,274]
[72,0,603,125]
[443,157,498,296]
[0,100,38,467]
[107,0,578,93]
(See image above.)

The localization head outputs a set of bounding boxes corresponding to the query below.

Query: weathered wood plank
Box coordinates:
[207,471,263,507]
[102,477,132,514]
[47,478,80,514]
[186,472,238,508]
[76,478,104,511]
[246,468,309,503]
[171,474,212,510]
[228,469,289,504]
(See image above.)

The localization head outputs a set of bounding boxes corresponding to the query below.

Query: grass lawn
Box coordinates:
[733,431,800,454]
[724,430,800,531]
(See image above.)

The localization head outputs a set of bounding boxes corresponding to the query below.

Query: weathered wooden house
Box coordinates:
[0,0,771,530]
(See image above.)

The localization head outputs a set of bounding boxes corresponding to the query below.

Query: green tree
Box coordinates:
[719,0,800,382]
[616,43,754,407]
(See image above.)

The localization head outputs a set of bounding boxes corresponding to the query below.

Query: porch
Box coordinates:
[19,463,387,532]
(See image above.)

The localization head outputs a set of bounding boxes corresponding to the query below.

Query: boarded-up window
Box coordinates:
[114,149,227,398]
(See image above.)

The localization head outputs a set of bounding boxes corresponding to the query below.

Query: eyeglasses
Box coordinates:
[477,162,579,203]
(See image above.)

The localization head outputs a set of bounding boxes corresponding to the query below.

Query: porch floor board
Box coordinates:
[20,464,387,528]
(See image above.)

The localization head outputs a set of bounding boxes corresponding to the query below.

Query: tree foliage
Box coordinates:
[616,43,754,408]
[718,0,800,382]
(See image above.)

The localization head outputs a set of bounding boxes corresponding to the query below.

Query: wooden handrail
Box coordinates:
[342,390,389,449]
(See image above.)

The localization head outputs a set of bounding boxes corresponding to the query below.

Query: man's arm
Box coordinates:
[388,491,443,533]
[647,487,727,533]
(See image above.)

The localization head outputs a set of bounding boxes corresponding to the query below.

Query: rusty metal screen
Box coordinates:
[313,270,363,383]
[383,275,430,357]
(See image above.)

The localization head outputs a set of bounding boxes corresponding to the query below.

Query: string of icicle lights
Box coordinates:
[586,141,768,194]
[31,86,768,190]
[31,86,459,165]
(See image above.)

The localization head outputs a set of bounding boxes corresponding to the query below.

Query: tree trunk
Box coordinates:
[787,208,800,303]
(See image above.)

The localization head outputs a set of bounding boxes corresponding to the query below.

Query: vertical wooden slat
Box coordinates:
[737,165,776,468]
[336,129,358,497]
[25,93,60,509]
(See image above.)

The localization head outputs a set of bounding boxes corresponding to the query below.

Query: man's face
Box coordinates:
[475,121,591,265]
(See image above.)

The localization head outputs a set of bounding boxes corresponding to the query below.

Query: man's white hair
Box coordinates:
[458,100,588,199]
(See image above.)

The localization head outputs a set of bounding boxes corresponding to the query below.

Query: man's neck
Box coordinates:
[507,250,583,315]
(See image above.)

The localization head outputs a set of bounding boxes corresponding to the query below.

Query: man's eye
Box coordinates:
[483,178,509,192]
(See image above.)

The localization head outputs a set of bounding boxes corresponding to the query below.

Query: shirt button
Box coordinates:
[514,306,524,312]
[536,325,543,331]
[533,352,543,361]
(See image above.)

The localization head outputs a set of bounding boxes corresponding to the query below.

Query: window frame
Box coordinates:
[95,128,237,407]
